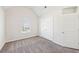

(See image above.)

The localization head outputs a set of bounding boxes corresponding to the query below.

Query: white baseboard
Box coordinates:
[0,35,38,50]
[0,41,5,50]
[6,35,38,43]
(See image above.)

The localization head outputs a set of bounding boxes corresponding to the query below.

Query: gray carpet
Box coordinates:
[0,36,79,53]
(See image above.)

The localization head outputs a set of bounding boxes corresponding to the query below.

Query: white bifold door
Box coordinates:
[39,15,54,41]
[63,14,79,49]
[54,14,79,49]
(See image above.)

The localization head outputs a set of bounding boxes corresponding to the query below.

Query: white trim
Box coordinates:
[6,35,38,43]
[0,41,5,50]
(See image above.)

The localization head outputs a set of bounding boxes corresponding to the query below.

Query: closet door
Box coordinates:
[53,15,64,45]
[39,15,53,40]
[63,15,79,48]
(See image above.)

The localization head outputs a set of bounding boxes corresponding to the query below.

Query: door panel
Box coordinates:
[63,15,79,48]
[39,15,53,40]
[54,14,79,49]
[53,15,64,44]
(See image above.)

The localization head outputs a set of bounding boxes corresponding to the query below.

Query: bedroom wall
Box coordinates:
[5,7,38,42]
[39,6,79,49]
[0,7,5,50]
[39,7,59,41]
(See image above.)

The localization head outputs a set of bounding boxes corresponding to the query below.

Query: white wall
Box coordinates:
[39,7,62,41]
[39,7,79,49]
[0,7,5,50]
[5,7,38,42]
